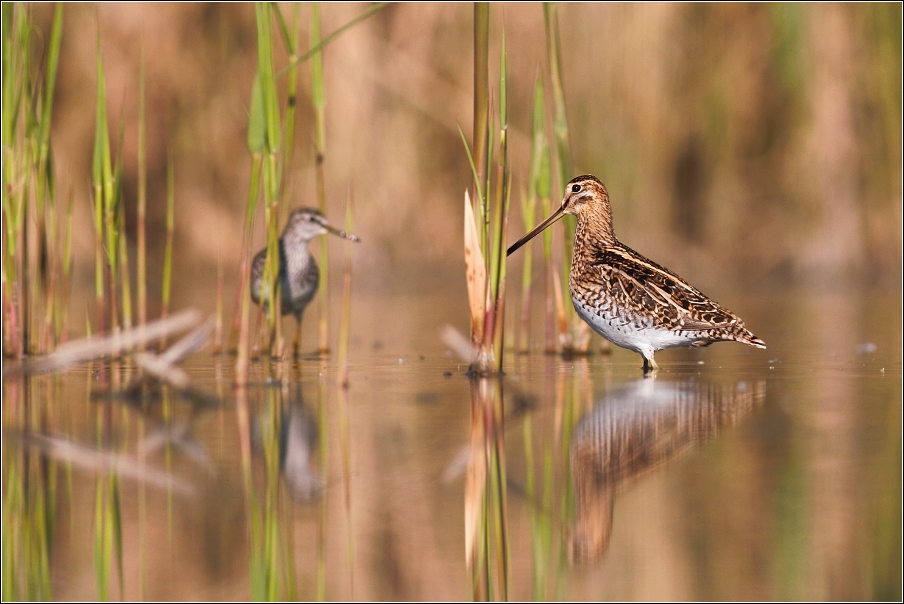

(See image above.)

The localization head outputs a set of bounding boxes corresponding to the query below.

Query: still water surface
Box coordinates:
[3,287,901,600]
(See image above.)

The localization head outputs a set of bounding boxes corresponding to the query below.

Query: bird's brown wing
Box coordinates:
[576,244,746,333]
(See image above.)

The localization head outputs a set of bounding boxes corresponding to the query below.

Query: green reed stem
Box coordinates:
[256,4,281,155]
[489,29,508,304]
[15,8,32,355]
[262,152,283,356]
[276,2,388,79]
[137,43,147,329]
[116,130,132,332]
[1,4,64,354]
[160,153,175,333]
[278,3,301,217]
[521,72,550,353]
[492,183,510,373]
[517,183,534,353]
[254,2,286,356]
[233,65,265,358]
[37,4,63,352]
[464,2,513,375]
[40,198,57,351]
[56,190,73,343]
[473,3,490,255]
[91,31,111,333]
[38,4,63,159]
[234,154,262,384]
[93,32,118,336]
[543,2,580,352]
[489,30,510,372]
[118,207,132,331]
[106,106,123,338]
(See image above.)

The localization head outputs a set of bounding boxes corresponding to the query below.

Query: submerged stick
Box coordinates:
[4,309,203,378]
[5,431,195,495]
[133,318,214,390]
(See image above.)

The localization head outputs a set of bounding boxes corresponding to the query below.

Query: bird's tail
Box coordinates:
[736,328,766,349]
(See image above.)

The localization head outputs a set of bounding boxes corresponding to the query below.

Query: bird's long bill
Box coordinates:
[506,205,566,256]
[323,222,360,242]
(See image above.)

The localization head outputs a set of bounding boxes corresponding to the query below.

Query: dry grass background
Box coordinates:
[25,2,902,325]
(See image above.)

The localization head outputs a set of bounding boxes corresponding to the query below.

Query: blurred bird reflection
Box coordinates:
[569,378,765,562]
[252,384,324,502]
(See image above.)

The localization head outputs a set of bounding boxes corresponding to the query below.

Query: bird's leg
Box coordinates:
[642,353,659,374]
[267,324,277,356]
[293,315,302,358]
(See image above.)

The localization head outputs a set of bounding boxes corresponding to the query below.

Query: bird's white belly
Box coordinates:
[572,296,695,356]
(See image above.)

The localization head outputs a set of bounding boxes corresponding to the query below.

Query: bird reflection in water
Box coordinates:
[252,384,324,502]
[569,378,765,562]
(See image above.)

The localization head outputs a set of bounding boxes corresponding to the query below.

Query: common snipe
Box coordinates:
[507,175,765,372]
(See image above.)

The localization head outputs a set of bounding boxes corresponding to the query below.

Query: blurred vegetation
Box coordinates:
[9,3,902,340]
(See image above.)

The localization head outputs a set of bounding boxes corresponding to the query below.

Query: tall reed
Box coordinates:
[236,2,279,378]
[2,377,56,600]
[518,72,552,353]
[462,6,512,601]
[542,2,591,355]
[137,45,148,331]
[89,27,134,349]
[462,4,511,376]
[2,3,64,357]
[158,153,175,348]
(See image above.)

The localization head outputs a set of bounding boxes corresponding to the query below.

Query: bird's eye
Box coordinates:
[571,184,581,193]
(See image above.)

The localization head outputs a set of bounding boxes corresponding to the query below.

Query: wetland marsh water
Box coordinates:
[3,285,901,601]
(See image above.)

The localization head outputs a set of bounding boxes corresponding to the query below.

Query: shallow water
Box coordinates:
[2,287,901,601]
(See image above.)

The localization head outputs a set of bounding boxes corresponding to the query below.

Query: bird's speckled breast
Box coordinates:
[571,291,697,356]
[282,240,318,314]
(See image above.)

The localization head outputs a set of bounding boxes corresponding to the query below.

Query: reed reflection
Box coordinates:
[464,377,509,602]
[569,378,765,563]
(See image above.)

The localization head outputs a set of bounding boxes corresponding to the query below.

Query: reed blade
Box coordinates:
[464,191,487,346]
[137,42,147,329]
[276,3,389,78]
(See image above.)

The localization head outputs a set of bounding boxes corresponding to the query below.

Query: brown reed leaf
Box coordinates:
[464,190,487,345]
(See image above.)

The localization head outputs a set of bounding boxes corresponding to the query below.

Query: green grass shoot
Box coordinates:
[137,43,147,330]
[159,152,175,348]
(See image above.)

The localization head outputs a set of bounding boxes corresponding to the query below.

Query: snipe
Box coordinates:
[507,175,765,372]
[251,207,359,354]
